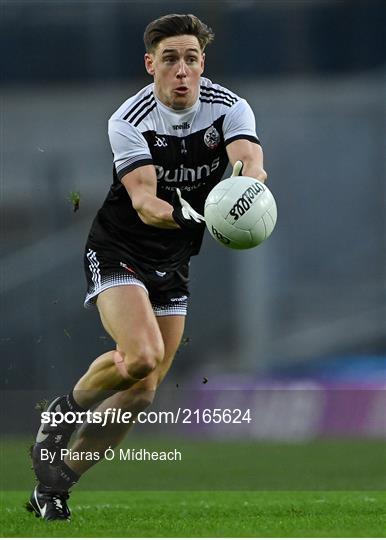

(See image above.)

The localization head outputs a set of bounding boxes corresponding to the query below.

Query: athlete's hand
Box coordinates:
[231,160,244,177]
[172,188,205,231]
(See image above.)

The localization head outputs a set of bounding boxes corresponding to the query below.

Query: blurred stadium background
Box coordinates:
[1,0,385,451]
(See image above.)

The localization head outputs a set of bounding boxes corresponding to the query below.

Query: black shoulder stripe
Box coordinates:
[200,86,238,103]
[200,91,237,106]
[133,101,157,127]
[199,98,234,107]
[123,93,154,121]
[201,90,238,105]
[200,85,236,98]
[128,97,156,125]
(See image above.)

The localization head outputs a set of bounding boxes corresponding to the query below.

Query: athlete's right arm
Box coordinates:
[121,165,179,229]
[110,117,203,230]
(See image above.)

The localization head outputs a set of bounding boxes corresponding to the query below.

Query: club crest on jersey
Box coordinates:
[204,125,220,150]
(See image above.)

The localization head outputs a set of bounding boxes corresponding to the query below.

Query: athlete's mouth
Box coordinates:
[174,86,189,94]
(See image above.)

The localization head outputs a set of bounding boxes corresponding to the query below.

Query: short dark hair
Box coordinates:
[144,14,214,53]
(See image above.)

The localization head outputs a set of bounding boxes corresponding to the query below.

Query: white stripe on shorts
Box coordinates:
[87,249,101,289]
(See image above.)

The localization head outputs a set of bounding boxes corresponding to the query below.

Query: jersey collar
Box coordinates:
[153,87,200,117]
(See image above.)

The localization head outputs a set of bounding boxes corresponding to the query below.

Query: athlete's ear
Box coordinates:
[144,53,155,76]
[200,52,205,74]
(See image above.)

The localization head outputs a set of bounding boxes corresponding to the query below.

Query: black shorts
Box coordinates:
[84,247,189,316]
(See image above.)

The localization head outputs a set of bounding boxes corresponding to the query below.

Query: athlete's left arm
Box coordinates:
[226,139,267,183]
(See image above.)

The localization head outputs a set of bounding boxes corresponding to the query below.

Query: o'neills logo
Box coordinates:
[173,122,190,130]
[229,182,264,221]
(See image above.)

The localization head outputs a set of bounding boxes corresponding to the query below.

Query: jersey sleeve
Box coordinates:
[222,99,260,146]
[108,118,153,180]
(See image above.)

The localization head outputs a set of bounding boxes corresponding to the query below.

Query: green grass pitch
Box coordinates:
[2,490,385,537]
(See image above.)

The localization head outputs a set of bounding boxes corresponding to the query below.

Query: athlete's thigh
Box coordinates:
[96,285,162,351]
[155,315,185,383]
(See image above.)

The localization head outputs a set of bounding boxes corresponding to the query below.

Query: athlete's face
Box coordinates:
[145,35,205,110]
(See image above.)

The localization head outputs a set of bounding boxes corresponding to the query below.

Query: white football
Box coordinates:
[204,176,277,249]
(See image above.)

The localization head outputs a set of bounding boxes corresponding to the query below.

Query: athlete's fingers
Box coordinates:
[173,188,205,228]
[177,189,204,220]
[231,160,244,177]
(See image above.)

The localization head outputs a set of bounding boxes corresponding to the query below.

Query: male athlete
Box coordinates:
[27,13,267,520]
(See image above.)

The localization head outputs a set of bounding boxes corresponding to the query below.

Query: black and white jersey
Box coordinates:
[87,77,260,271]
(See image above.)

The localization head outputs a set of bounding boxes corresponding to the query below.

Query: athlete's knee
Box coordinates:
[118,341,164,380]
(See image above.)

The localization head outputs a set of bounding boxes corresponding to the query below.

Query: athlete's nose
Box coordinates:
[176,60,187,78]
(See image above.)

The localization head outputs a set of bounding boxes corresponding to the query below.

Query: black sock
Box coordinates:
[58,462,80,488]
[66,390,87,413]
[39,463,80,493]
[53,391,86,415]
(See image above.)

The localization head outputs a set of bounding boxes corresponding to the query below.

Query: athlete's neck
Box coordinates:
[153,88,199,115]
